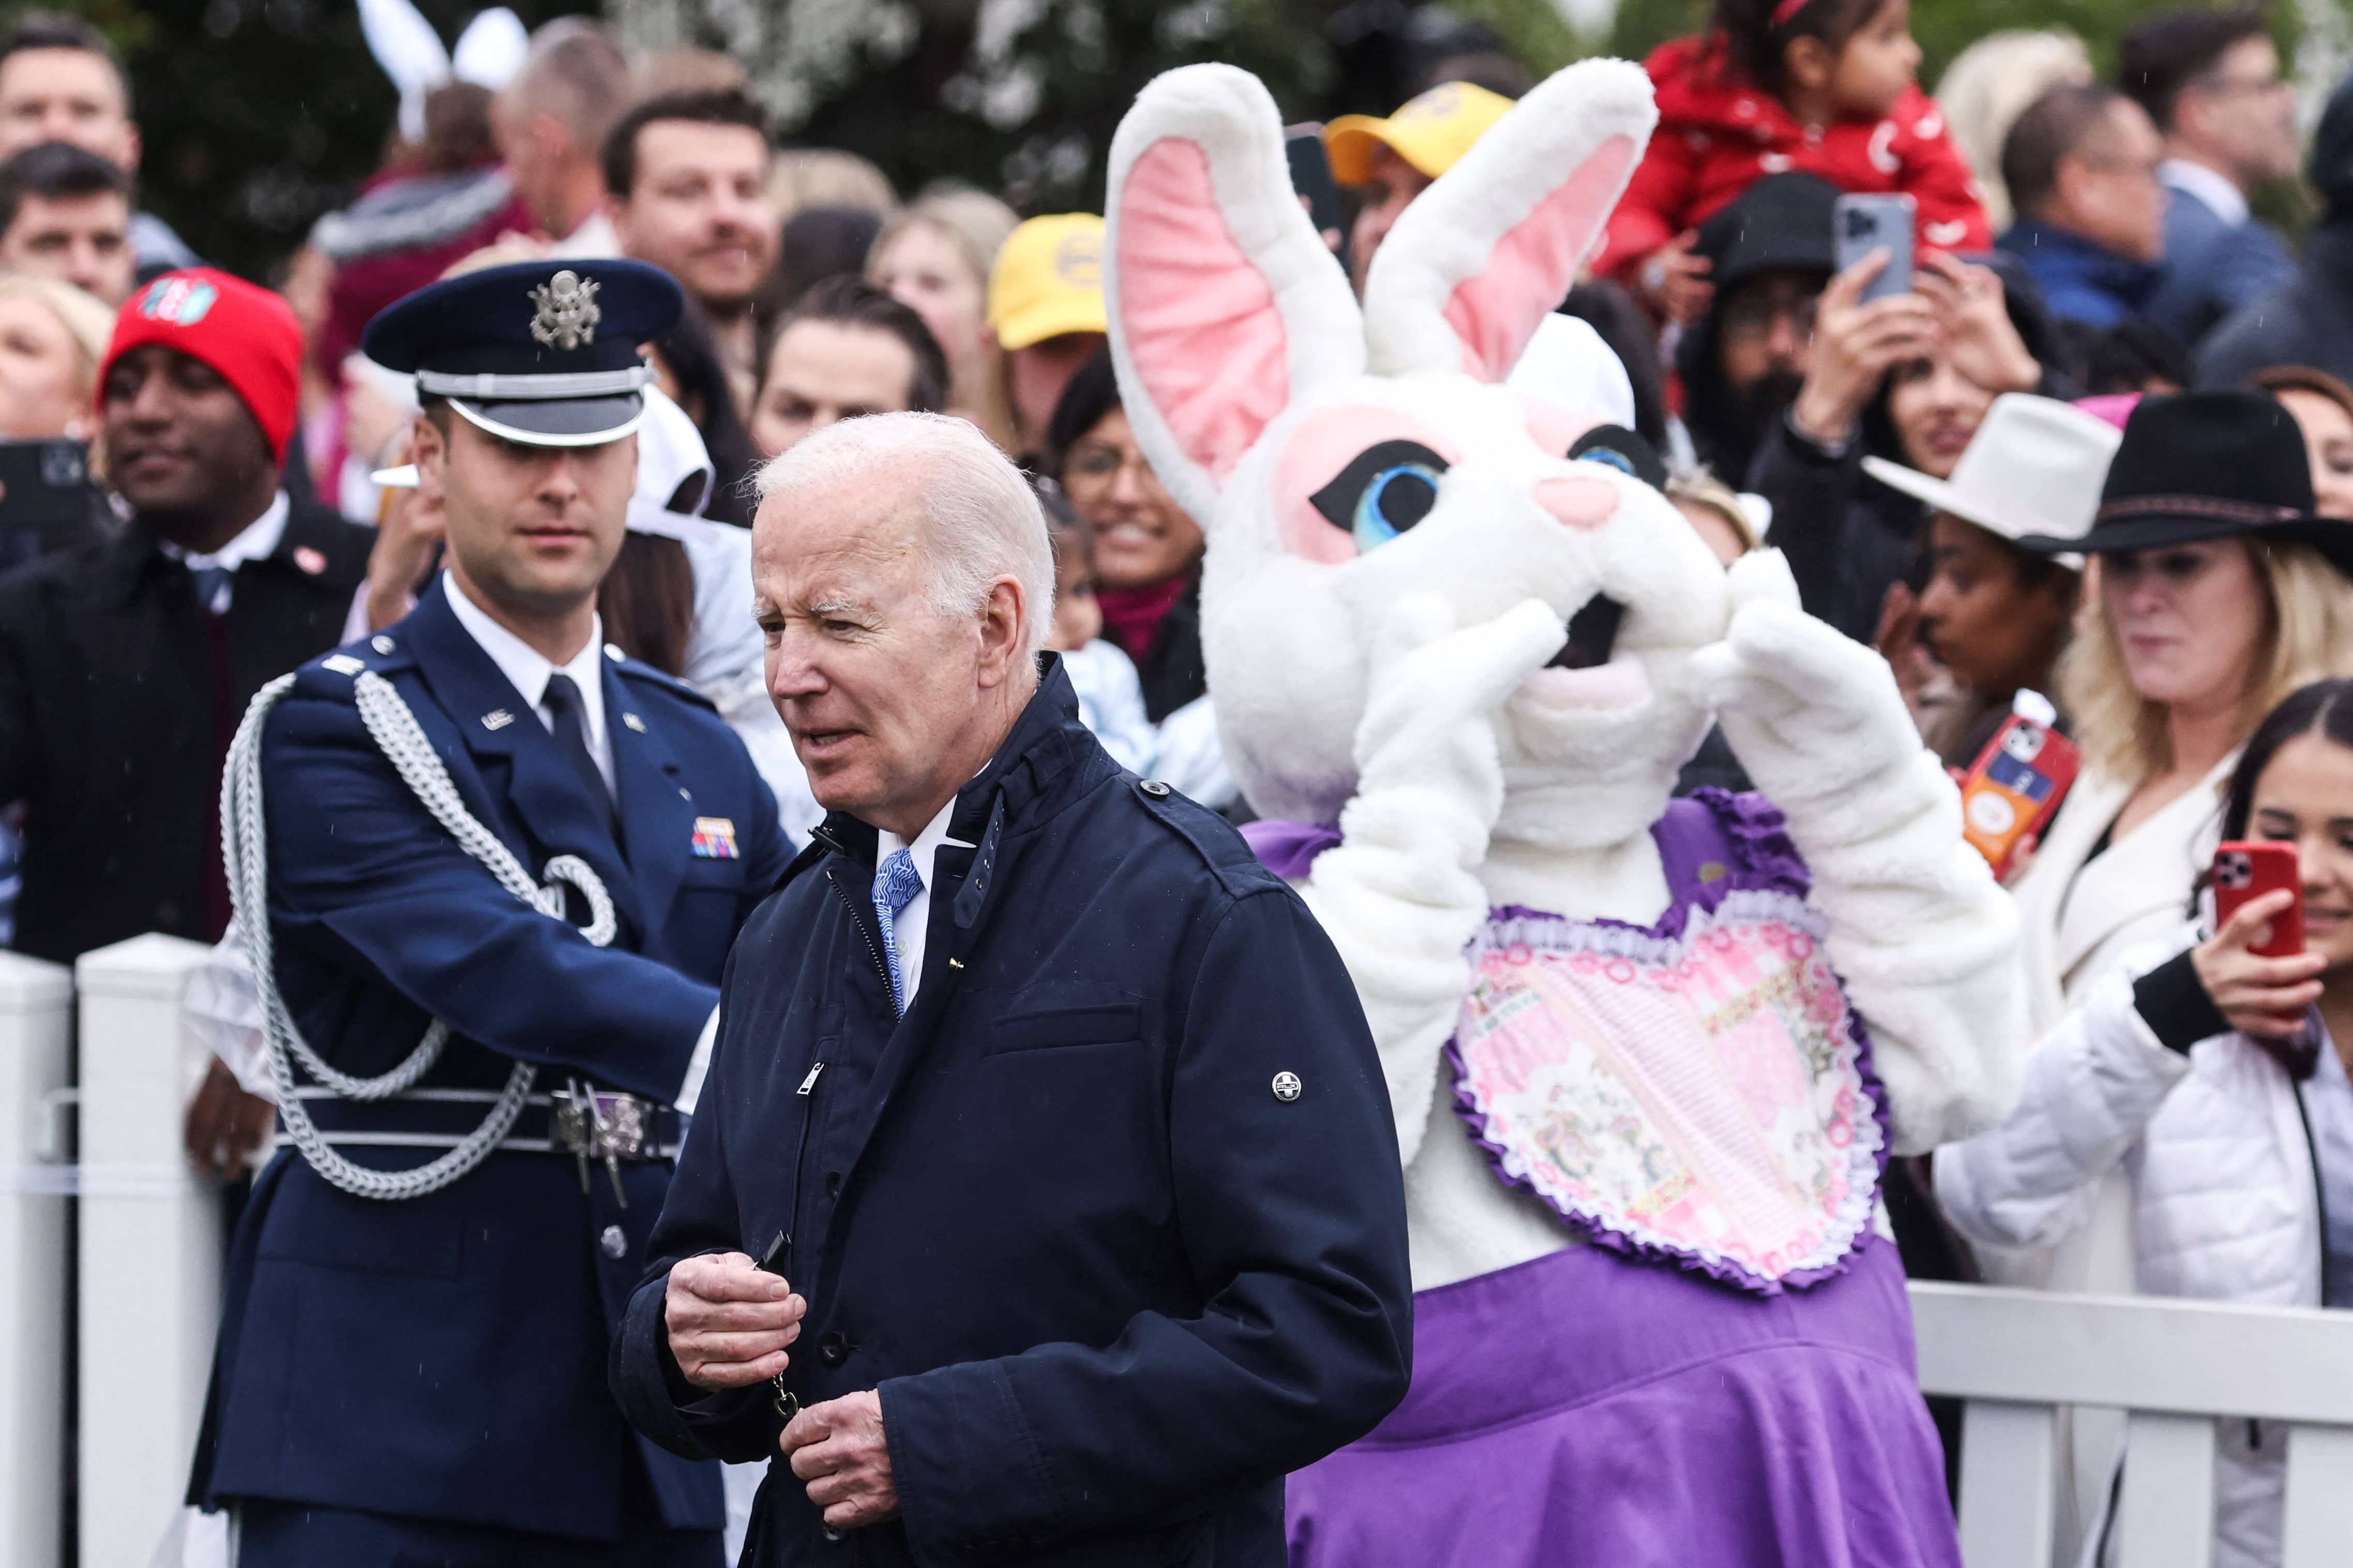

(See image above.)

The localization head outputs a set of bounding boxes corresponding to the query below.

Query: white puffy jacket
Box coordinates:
[1936,925,2323,1568]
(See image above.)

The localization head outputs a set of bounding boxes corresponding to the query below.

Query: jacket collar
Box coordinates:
[102,494,359,609]
[1999,221,2162,300]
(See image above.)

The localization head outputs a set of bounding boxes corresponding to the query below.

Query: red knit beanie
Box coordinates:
[99,269,305,466]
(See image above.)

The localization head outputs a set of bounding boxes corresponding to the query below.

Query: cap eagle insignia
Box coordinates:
[528,270,601,349]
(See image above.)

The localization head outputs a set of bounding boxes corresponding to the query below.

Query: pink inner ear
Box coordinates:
[1116,138,1289,484]
[1443,134,1638,383]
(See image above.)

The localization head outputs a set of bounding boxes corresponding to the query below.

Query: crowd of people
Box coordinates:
[9,0,2353,1563]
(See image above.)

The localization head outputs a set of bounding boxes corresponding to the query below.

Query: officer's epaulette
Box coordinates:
[306,629,419,693]
[1123,777,1285,900]
[602,643,718,713]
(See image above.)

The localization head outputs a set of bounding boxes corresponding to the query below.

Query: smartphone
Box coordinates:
[1958,692,2080,880]
[0,437,92,539]
[1285,125,1352,280]
[2214,842,2305,958]
[1833,192,1915,302]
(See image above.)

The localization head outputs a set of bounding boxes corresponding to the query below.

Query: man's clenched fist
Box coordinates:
[665,1252,806,1390]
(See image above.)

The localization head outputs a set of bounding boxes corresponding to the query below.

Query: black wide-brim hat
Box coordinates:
[361,258,685,447]
[2016,388,2353,577]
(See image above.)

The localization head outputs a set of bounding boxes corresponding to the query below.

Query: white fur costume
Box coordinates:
[1104,58,2027,1561]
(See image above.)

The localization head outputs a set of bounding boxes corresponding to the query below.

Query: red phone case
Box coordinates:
[2213,842,2304,957]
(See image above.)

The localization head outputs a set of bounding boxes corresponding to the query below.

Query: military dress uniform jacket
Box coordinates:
[188,577,790,1542]
[611,660,1413,1568]
[0,500,370,962]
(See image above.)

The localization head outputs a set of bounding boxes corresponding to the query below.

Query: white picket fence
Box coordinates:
[11,936,2353,1567]
[1910,1280,2353,1568]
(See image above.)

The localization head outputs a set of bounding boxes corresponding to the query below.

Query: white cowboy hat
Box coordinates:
[1861,393,2120,550]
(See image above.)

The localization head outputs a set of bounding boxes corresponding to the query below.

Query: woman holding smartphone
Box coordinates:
[1937,677,2353,1568]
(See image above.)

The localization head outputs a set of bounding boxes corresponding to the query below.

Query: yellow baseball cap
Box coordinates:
[1323,80,1516,186]
[987,213,1107,351]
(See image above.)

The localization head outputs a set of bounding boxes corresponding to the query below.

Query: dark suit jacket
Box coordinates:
[0,498,371,963]
[612,660,1412,1568]
[189,577,790,1539]
[2199,221,2353,389]
[2146,184,2295,350]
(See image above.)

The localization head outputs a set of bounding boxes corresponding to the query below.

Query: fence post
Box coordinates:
[74,934,217,1568]
[0,951,71,1568]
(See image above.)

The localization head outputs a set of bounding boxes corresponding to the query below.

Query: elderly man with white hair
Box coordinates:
[611,412,1413,1567]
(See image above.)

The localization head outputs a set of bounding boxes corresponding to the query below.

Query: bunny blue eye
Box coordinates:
[1352,464,1442,550]
[1310,439,1451,555]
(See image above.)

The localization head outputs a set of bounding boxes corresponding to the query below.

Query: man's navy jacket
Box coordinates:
[188,579,790,1541]
[612,660,1413,1566]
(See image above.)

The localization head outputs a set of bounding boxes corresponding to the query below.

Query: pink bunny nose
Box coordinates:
[1535,477,1615,531]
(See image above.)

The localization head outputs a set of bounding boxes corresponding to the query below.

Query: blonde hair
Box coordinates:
[768,147,899,222]
[1664,467,1761,553]
[2063,540,2353,782]
[0,275,113,383]
[869,189,1020,452]
[1934,31,2093,231]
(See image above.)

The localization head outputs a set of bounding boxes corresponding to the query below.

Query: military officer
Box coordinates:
[186,258,791,1565]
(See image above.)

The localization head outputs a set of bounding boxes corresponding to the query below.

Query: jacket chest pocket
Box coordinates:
[984,998,1145,1056]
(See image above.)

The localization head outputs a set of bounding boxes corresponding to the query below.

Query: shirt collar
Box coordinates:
[157,491,290,571]
[877,795,973,894]
[442,568,609,722]
[2160,159,2250,227]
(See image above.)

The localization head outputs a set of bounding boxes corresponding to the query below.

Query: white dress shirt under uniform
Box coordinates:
[874,799,973,1009]
[442,570,616,798]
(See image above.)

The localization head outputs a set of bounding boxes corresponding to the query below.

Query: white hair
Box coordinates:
[755,412,1055,663]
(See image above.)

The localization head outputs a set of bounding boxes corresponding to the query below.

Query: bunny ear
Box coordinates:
[1105,65,1364,525]
[1363,58,1656,382]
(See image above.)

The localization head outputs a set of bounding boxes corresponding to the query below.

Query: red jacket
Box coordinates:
[1596,36,1991,282]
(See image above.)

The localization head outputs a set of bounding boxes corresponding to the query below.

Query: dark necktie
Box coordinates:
[190,564,234,615]
[541,672,617,835]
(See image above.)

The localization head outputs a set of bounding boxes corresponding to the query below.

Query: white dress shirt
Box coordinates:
[443,571,616,797]
[2160,158,2251,227]
[874,799,973,1008]
[158,491,290,613]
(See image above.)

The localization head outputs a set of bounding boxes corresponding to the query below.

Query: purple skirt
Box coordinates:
[1286,1234,1959,1568]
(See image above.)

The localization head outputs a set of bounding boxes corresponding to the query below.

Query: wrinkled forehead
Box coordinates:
[751,479,931,602]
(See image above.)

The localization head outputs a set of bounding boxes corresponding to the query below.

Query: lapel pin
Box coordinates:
[480,709,515,731]
[690,817,740,859]
[292,545,328,576]
[623,712,646,733]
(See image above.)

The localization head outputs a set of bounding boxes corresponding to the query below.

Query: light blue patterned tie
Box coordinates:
[871,848,923,1014]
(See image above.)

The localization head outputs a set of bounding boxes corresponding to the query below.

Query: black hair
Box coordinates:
[599,532,696,676]
[653,296,761,526]
[2083,319,2194,395]
[1709,0,1891,97]
[758,273,949,416]
[1560,282,1669,452]
[602,88,766,201]
[1047,346,1121,478]
[0,13,129,112]
[2221,679,2353,841]
[769,204,883,312]
[1036,479,1092,569]
[2118,7,2273,134]
[2002,83,2130,219]
[0,138,129,235]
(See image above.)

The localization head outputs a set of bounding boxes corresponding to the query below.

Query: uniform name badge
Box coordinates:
[691,817,739,859]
